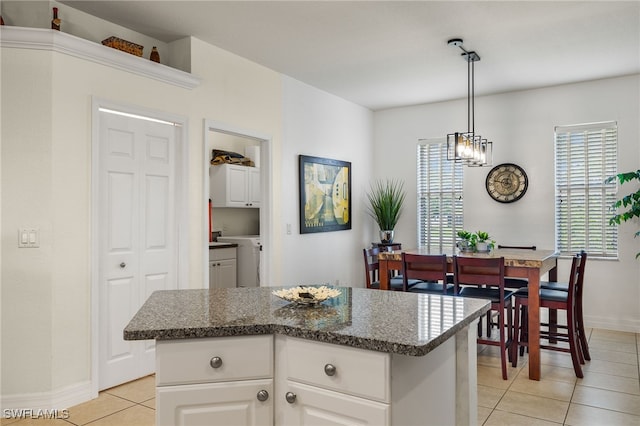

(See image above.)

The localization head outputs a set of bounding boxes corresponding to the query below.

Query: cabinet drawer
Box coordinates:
[156,335,273,386]
[281,336,390,403]
[209,247,236,261]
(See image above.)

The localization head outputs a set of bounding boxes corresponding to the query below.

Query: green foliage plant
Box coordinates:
[606,170,640,259]
[366,179,406,231]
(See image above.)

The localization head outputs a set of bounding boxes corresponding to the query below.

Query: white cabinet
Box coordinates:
[155,331,470,426]
[209,247,237,289]
[156,336,273,426]
[275,335,390,425]
[210,164,260,208]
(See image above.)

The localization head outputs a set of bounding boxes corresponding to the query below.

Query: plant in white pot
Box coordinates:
[366,179,406,243]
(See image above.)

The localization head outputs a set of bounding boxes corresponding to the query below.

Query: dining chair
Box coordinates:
[454,256,513,380]
[540,250,590,360]
[363,247,416,291]
[401,253,455,294]
[510,253,585,378]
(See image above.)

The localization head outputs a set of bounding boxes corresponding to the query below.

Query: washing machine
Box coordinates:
[216,235,261,287]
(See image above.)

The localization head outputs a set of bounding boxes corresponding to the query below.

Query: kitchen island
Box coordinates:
[124,287,489,426]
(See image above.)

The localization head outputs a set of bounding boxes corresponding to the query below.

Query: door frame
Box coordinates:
[203,119,272,289]
[90,97,189,397]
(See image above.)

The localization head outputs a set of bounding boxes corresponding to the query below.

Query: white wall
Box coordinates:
[280,77,374,287]
[1,34,283,405]
[374,74,640,332]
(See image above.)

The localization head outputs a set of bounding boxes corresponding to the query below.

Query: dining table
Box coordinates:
[378,247,559,381]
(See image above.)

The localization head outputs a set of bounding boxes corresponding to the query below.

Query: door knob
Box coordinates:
[285,392,297,404]
[119,262,126,268]
[256,390,269,402]
[209,356,223,368]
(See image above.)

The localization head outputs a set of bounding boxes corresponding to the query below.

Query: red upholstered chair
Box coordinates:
[401,253,455,294]
[454,256,513,380]
[511,252,586,378]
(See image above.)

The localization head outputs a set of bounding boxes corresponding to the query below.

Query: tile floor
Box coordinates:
[2,328,638,425]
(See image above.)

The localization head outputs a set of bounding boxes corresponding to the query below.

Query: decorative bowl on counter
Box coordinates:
[272,286,342,306]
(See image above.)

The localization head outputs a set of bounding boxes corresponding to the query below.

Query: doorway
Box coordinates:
[92,99,188,394]
[203,120,271,288]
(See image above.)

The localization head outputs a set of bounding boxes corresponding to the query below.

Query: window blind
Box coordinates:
[554,121,618,257]
[417,140,464,251]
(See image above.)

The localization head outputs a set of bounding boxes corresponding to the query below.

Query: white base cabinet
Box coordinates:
[155,322,478,426]
[209,247,237,289]
[156,335,273,426]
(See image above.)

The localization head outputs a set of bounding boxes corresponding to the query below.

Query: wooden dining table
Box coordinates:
[378,247,559,381]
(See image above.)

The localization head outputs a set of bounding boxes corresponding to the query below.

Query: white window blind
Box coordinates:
[417,140,464,251]
[554,121,618,257]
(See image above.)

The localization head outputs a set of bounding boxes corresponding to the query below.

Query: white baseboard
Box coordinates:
[584,315,640,334]
[1,380,96,412]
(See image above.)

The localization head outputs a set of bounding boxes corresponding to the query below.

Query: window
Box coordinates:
[417,139,464,251]
[555,121,618,257]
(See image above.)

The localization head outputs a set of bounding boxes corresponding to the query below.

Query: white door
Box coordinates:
[98,110,177,390]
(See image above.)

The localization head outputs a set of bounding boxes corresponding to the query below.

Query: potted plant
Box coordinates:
[366,179,406,243]
[472,231,495,252]
[606,170,640,259]
[456,230,473,252]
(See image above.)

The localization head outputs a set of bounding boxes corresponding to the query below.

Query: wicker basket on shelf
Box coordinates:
[101,36,143,57]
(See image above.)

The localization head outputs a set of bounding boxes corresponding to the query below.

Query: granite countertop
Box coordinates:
[124,287,489,357]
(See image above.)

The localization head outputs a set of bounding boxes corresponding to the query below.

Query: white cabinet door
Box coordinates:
[157,379,273,426]
[210,164,260,208]
[227,165,249,206]
[216,258,237,288]
[248,167,261,207]
[278,381,389,426]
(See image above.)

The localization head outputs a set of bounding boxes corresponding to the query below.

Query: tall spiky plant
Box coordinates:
[366,179,406,230]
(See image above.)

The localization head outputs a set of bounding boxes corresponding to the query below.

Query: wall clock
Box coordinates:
[485,163,528,203]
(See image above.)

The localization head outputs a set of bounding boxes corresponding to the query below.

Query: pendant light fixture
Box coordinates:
[446,38,493,167]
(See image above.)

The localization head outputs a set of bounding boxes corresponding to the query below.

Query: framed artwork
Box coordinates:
[299,155,352,234]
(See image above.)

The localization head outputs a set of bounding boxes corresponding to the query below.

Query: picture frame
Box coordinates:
[299,155,352,234]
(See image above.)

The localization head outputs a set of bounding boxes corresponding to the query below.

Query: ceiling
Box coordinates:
[62,1,640,111]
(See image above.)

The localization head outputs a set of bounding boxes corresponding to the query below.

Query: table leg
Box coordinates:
[379,259,390,290]
[527,268,541,380]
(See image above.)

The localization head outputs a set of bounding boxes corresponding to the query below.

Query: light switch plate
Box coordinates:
[18,228,39,248]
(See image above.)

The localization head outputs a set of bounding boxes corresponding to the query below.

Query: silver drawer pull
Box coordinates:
[324,363,336,376]
[256,390,269,402]
[285,392,297,404]
[119,262,126,268]
[209,356,223,369]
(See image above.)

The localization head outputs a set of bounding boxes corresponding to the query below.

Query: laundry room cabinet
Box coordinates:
[209,247,237,289]
[210,164,260,208]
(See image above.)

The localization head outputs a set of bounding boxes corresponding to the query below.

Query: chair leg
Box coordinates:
[567,306,584,378]
[511,299,522,368]
[501,310,509,380]
[576,303,591,361]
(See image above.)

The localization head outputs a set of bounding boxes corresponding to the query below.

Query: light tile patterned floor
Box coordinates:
[2,329,638,425]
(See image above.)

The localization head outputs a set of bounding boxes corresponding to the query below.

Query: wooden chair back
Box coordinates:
[363,247,381,289]
[401,253,448,293]
[453,256,505,291]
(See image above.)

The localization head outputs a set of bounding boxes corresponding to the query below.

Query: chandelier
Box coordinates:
[446,38,493,167]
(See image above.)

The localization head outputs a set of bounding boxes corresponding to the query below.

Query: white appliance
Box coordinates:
[216,235,261,287]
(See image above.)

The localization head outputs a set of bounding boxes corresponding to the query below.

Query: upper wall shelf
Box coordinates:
[0,27,200,90]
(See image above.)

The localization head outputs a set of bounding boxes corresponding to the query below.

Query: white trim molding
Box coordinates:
[0,26,200,89]
[1,380,93,412]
